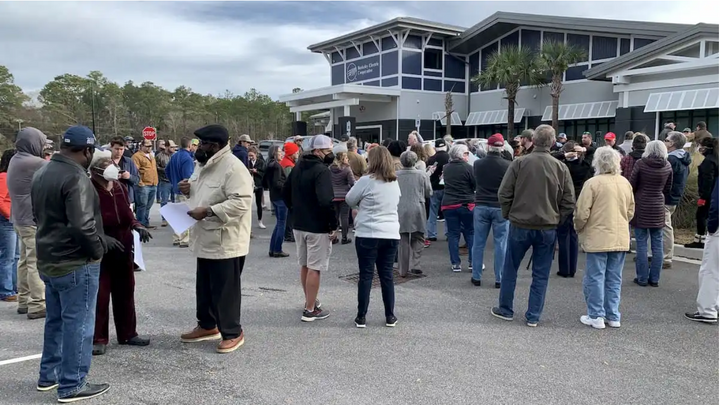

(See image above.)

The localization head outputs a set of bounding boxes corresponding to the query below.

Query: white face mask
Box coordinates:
[101,164,120,181]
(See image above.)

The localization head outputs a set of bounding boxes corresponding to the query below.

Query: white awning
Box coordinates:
[541,101,618,121]
[432,111,463,126]
[644,88,720,113]
[465,108,525,126]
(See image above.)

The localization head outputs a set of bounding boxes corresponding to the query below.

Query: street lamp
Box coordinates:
[14,118,23,132]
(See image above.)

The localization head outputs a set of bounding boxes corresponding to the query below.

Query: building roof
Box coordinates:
[307,17,466,53]
[584,23,720,80]
[446,11,692,54]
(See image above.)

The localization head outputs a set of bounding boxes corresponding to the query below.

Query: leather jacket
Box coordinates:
[31,153,106,277]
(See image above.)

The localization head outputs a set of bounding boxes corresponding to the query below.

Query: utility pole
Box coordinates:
[91,81,97,135]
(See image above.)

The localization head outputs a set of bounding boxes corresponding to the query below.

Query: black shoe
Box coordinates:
[410,269,423,275]
[494,282,501,289]
[355,316,366,328]
[332,238,339,245]
[17,307,28,315]
[684,312,718,324]
[684,241,705,249]
[27,309,46,320]
[272,251,290,258]
[428,237,437,242]
[633,278,648,287]
[491,307,513,321]
[92,344,106,356]
[120,336,150,346]
[385,316,398,327]
[471,278,482,287]
[301,308,329,322]
[268,251,273,257]
[341,238,352,245]
[648,281,659,287]
[36,382,58,392]
[556,272,570,278]
[284,238,295,243]
[58,382,110,403]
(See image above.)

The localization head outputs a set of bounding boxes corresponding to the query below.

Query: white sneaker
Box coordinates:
[258,221,266,229]
[605,319,621,328]
[580,315,605,329]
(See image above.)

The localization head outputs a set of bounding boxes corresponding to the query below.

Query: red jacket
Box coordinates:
[92,179,141,249]
[0,173,10,220]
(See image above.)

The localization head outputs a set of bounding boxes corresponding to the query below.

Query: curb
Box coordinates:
[630,240,703,261]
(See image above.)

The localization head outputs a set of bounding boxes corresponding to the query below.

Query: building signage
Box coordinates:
[346,55,380,83]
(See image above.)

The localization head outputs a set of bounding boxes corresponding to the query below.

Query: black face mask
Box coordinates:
[195,148,215,165]
[323,152,335,166]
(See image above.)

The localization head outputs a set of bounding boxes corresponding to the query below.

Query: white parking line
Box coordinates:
[0,353,41,366]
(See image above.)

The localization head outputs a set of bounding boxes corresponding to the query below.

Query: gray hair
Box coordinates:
[400,151,418,168]
[90,156,112,170]
[643,140,668,160]
[666,131,686,150]
[532,125,556,148]
[449,144,468,161]
[443,135,454,145]
[347,136,358,150]
[475,147,487,158]
[592,146,622,176]
[488,145,504,154]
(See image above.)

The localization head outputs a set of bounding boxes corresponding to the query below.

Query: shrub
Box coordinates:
[673,150,703,229]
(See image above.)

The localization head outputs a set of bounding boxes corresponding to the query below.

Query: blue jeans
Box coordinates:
[135,185,157,227]
[497,225,556,323]
[0,217,18,298]
[355,237,398,318]
[634,227,663,284]
[270,200,287,253]
[556,214,578,277]
[583,252,625,321]
[472,206,508,282]
[38,263,101,399]
[444,206,474,267]
[426,190,444,239]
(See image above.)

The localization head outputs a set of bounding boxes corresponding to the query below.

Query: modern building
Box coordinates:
[279,12,719,144]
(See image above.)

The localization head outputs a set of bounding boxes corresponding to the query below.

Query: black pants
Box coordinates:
[254,188,263,221]
[196,256,245,340]
[355,237,398,318]
[334,200,350,239]
[285,209,294,240]
[697,203,711,235]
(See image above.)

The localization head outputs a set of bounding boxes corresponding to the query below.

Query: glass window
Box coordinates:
[634,38,655,50]
[500,30,519,49]
[567,34,590,62]
[402,51,422,75]
[363,41,378,55]
[424,48,443,70]
[480,42,498,91]
[381,76,398,87]
[424,70,442,77]
[332,64,345,85]
[543,31,564,45]
[404,35,423,50]
[331,52,343,64]
[521,29,541,53]
[620,38,631,56]
[402,76,422,90]
[364,80,379,87]
[469,52,480,92]
[346,46,360,60]
[382,36,397,51]
[382,51,398,76]
[592,36,618,60]
[423,78,442,92]
[428,38,443,47]
[565,65,588,81]
[444,80,465,93]
[445,54,465,79]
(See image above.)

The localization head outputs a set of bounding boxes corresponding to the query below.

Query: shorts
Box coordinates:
[293,230,332,272]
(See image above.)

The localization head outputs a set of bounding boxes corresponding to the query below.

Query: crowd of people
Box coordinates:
[0,119,716,402]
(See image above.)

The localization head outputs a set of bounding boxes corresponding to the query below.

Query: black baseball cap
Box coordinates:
[435,139,446,148]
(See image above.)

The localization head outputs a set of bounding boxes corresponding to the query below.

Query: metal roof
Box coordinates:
[307,17,466,53]
[446,11,692,54]
[466,109,525,126]
[541,101,619,121]
[584,23,720,80]
[644,88,720,113]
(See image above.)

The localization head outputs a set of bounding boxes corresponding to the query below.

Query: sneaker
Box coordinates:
[633,278,648,287]
[57,382,110,403]
[92,344,106,356]
[36,382,58,392]
[428,237,437,242]
[301,308,330,322]
[438,218,445,223]
[385,316,398,327]
[684,241,704,249]
[494,282,501,289]
[180,326,221,343]
[179,243,189,248]
[354,316,366,328]
[580,315,606,329]
[315,299,322,310]
[410,269,423,275]
[605,319,621,328]
[490,307,513,321]
[172,241,180,246]
[161,220,168,227]
[684,312,718,324]
[217,332,245,354]
[526,320,538,327]
[648,281,659,287]
[468,264,472,272]
[272,251,290,258]
[423,239,431,248]
[119,336,150,346]
[341,238,352,245]
[471,278,482,287]
[662,262,672,270]
[451,264,462,272]
[258,221,266,229]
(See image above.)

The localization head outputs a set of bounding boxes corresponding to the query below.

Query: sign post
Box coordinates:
[142,126,157,141]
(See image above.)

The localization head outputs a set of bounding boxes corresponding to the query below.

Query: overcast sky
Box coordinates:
[0,1,715,99]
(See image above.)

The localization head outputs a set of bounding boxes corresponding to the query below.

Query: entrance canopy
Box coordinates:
[278,84,400,114]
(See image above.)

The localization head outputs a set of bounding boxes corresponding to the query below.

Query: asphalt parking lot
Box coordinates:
[0,206,717,405]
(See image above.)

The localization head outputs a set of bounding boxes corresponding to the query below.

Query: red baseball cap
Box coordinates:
[604,132,616,141]
[488,133,504,147]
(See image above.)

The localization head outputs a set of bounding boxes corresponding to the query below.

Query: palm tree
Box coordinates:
[539,41,587,133]
[471,45,545,138]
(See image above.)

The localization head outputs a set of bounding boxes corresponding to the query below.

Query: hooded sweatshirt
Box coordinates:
[666,149,691,206]
[7,127,48,226]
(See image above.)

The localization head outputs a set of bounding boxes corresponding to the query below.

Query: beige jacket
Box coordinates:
[573,174,635,253]
[188,145,253,259]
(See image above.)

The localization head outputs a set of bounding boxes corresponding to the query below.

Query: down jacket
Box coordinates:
[629,157,672,229]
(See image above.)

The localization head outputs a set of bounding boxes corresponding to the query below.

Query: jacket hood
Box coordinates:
[669,149,691,166]
[629,149,644,160]
[644,156,669,169]
[15,127,47,157]
[297,154,324,170]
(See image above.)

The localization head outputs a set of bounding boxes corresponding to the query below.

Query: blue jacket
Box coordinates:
[116,156,139,204]
[709,179,719,234]
[232,144,248,167]
[166,149,195,195]
[666,149,691,205]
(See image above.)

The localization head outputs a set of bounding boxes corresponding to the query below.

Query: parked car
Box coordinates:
[258,139,284,160]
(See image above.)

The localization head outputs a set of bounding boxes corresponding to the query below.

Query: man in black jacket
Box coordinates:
[663,131,691,269]
[31,126,123,403]
[426,138,449,241]
[282,135,338,322]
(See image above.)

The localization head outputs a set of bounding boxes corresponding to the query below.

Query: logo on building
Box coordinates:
[346,63,358,82]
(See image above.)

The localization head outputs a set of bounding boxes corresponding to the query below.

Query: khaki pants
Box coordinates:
[399,232,424,277]
[663,205,676,264]
[172,194,190,246]
[15,225,45,313]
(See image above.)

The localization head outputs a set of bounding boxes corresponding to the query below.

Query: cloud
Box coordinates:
[0,1,714,100]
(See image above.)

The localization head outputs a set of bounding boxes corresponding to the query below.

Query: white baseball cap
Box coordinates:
[310,135,333,150]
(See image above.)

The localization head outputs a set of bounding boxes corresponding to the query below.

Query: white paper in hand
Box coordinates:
[159,202,197,235]
[132,230,146,271]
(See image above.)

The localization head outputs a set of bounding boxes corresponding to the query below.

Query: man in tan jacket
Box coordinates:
[178,124,253,354]
[132,140,159,228]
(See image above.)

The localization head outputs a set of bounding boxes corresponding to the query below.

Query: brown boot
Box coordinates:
[180,326,221,343]
[28,309,46,320]
[1,295,17,302]
[216,332,244,354]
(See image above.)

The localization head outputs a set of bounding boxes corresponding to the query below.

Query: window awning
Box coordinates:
[465,108,526,126]
[541,101,618,121]
[432,111,463,126]
[644,88,719,113]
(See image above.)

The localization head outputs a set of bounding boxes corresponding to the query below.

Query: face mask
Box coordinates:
[323,152,335,165]
[195,148,215,165]
[564,153,578,161]
[100,164,120,181]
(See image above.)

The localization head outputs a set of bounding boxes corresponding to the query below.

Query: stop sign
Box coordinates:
[142,126,157,141]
